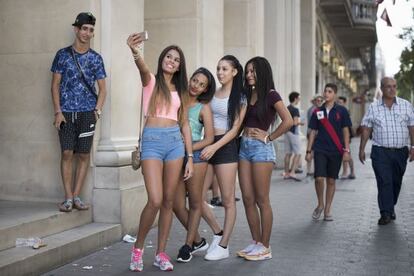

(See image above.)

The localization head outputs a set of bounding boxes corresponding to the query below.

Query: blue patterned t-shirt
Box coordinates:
[51,46,106,112]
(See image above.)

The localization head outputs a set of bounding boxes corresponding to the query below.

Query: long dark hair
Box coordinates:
[148,45,188,117]
[244,56,275,122]
[219,55,244,129]
[190,67,216,104]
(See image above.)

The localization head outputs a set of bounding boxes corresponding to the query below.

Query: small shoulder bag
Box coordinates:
[132,89,146,170]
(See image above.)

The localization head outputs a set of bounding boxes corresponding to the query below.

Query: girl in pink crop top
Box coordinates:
[127,33,193,271]
[142,73,181,121]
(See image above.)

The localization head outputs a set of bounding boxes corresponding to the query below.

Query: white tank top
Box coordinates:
[211,96,229,131]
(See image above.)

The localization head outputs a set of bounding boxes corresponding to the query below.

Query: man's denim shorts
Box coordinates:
[239,136,276,163]
[141,125,184,161]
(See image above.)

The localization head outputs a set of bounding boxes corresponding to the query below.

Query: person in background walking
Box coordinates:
[305,95,323,176]
[337,96,356,179]
[283,91,304,181]
[238,56,292,261]
[359,77,414,225]
[209,174,223,207]
[305,83,352,222]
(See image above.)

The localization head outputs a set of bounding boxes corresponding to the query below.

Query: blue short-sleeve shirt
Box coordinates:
[308,103,352,153]
[51,46,106,112]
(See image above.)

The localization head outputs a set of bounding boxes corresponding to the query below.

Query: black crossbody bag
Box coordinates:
[67,46,98,100]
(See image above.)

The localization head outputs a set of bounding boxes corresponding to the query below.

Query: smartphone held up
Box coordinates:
[137,31,148,41]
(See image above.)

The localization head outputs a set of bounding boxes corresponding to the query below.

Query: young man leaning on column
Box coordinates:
[51,12,107,212]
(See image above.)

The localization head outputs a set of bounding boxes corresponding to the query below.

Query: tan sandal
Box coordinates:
[324,214,334,221]
[312,207,324,220]
[59,199,73,212]
[73,197,89,210]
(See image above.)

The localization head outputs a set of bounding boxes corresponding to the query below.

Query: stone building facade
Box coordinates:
[0,0,376,234]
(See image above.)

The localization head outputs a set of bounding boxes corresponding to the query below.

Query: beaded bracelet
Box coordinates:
[132,43,144,60]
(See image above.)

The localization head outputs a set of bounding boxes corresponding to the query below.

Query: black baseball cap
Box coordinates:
[72,12,96,27]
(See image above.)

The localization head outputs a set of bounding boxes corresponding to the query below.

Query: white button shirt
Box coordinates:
[361,97,414,148]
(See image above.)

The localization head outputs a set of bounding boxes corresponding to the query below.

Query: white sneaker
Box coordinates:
[153,252,174,271]
[206,234,222,254]
[237,241,257,257]
[129,247,144,272]
[244,243,272,261]
[204,244,229,261]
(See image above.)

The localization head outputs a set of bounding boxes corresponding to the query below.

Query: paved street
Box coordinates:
[44,140,414,276]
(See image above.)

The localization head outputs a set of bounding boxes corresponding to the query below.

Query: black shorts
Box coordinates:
[59,111,96,153]
[314,151,342,179]
[208,135,239,165]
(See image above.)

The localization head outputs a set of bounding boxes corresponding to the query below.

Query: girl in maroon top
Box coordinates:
[237,57,293,261]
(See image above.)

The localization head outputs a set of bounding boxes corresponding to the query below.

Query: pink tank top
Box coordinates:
[142,74,181,121]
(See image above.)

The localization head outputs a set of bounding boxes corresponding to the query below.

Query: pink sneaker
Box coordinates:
[129,247,144,272]
[153,252,173,271]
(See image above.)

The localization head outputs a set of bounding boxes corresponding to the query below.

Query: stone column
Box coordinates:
[224,0,265,66]
[93,0,147,234]
[264,0,302,165]
[264,0,301,99]
[144,0,224,76]
[300,0,316,110]
[0,0,99,202]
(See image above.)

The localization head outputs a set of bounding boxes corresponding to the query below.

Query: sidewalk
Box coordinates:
[44,140,414,276]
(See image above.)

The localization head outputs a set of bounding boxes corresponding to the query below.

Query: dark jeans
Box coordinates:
[371,145,409,216]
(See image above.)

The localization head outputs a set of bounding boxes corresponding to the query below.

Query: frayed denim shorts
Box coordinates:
[141,125,184,161]
[193,149,207,163]
[239,136,276,163]
[184,149,206,165]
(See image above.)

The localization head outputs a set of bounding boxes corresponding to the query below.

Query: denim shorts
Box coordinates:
[141,125,184,161]
[184,149,206,164]
[239,136,276,163]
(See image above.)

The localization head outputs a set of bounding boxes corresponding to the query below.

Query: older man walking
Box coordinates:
[359,77,414,225]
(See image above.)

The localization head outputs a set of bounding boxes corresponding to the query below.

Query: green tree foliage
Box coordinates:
[394,7,414,102]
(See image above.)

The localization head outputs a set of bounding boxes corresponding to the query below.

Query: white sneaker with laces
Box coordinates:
[244,243,272,261]
[153,252,173,271]
[129,247,144,271]
[204,244,229,261]
[206,234,222,254]
[237,241,257,257]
